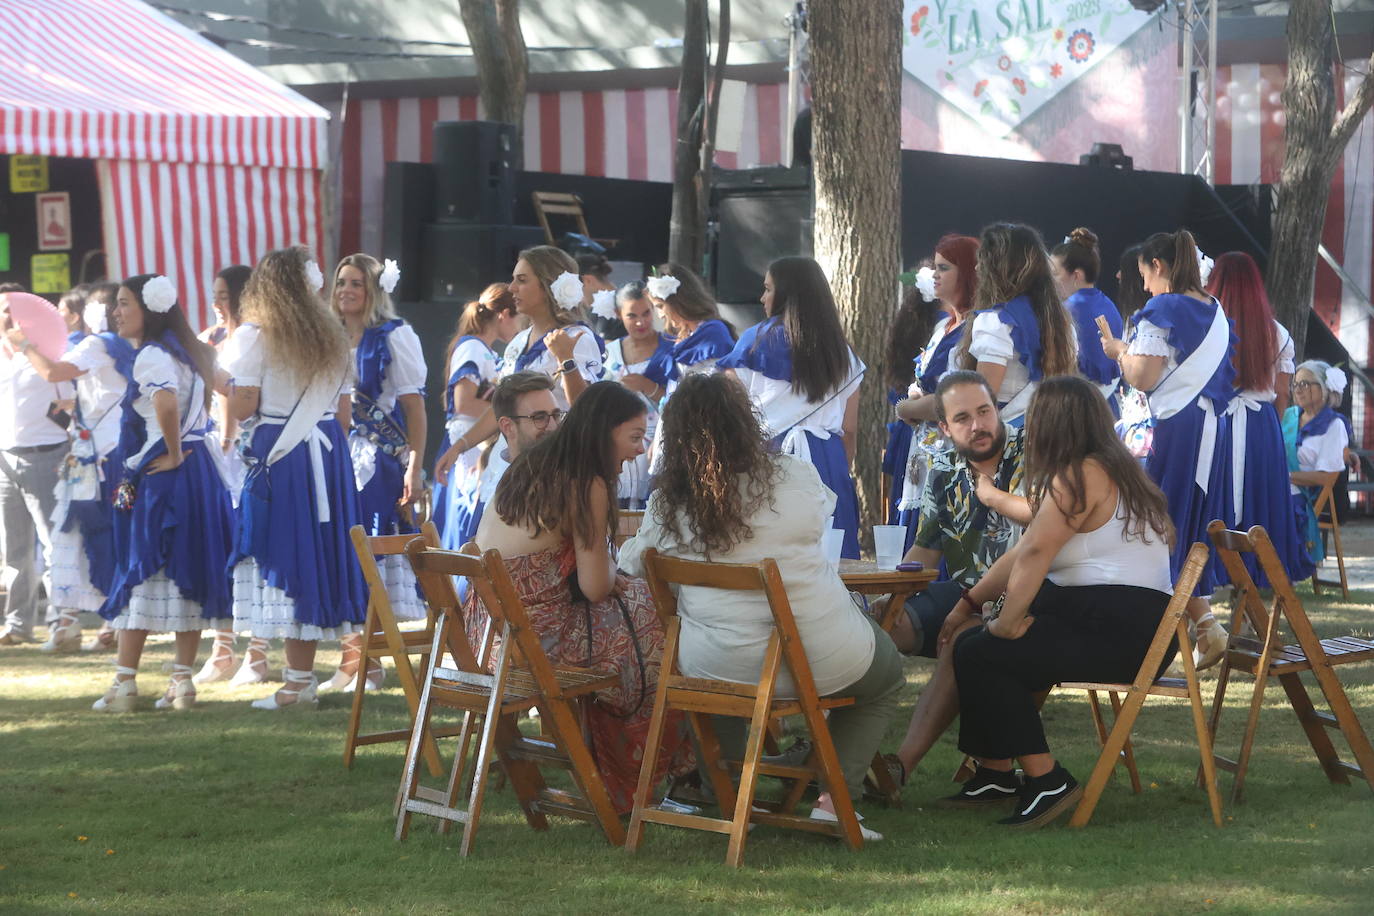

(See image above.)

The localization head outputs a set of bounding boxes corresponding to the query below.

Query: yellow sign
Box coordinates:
[30,253,70,294]
[10,155,49,193]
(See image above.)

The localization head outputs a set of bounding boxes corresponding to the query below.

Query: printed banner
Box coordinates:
[902,0,1158,137]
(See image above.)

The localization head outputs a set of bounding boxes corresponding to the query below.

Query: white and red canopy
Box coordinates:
[0,0,329,326]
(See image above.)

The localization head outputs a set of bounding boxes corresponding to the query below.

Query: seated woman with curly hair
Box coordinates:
[619,373,904,841]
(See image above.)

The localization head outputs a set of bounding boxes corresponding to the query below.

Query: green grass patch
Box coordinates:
[2,588,1373,914]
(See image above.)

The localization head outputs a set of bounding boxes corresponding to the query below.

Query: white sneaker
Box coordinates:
[809,807,883,841]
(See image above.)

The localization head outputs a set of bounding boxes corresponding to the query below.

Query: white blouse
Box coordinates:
[969,311,1031,409]
[619,455,875,698]
[64,336,126,457]
[500,325,603,410]
[125,346,206,470]
[353,323,426,413]
[221,325,349,421]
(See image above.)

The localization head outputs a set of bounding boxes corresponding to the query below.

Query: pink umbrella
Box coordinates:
[1,292,68,361]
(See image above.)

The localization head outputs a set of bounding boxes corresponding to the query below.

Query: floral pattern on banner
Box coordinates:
[902,0,1158,138]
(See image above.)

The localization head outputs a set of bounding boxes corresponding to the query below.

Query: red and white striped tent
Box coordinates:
[0,0,328,327]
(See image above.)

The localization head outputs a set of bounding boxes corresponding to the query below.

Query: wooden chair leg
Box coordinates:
[866,750,902,807]
[1200,655,1233,789]
[691,711,739,815]
[1230,655,1274,804]
[541,696,627,847]
[458,679,511,857]
[626,621,681,853]
[1330,522,1349,599]
[1108,692,1143,794]
[1069,688,1150,828]
[725,678,778,868]
[1180,644,1226,828]
[395,622,443,841]
[1305,660,1374,793]
[343,609,377,770]
[1278,672,1350,785]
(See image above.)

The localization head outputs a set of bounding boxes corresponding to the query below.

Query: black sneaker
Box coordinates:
[935,765,1022,809]
[997,764,1082,828]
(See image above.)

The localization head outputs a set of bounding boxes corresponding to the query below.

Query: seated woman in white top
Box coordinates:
[619,372,904,841]
[1284,360,1350,568]
[956,223,1077,426]
[943,376,1176,828]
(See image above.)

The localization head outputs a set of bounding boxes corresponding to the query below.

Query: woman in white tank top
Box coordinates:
[938,376,1177,828]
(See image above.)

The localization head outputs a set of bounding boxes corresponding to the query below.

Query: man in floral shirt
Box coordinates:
[883,371,1030,786]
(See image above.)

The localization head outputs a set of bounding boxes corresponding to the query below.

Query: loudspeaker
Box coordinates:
[381,162,436,303]
[433,121,516,225]
[713,188,813,303]
[420,222,547,302]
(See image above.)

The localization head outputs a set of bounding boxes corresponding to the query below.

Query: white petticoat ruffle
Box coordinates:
[380,554,427,622]
[110,573,230,633]
[1126,332,1172,358]
[49,521,106,613]
[230,559,359,641]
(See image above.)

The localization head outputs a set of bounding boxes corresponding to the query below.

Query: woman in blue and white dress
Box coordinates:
[717,257,865,558]
[331,252,427,692]
[603,282,675,507]
[956,223,1078,427]
[1051,227,1123,414]
[432,245,605,482]
[1209,251,1313,586]
[434,289,518,550]
[1102,229,1236,670]
[1284,360,1350,571]
[5,285,130,653]
[93,275,235,713]
[225,248,369,709]
[645,262,735,394]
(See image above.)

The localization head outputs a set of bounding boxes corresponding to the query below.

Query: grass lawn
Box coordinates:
[2,586,1373,915]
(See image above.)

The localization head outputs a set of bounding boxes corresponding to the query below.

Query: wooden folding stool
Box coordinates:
[1307,472,1350,600]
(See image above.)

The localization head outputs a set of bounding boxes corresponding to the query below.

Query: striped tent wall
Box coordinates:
[336,83,794,258]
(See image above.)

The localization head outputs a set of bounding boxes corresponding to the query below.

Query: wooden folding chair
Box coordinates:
[344,522,459,777]
[395,542,625,855]
[614,510,644,548]
[531,190,618,249]
[626,550,865,867]
[1307,472,1349,599]
[1206,521,1374,802]
[1059,542,1224,827]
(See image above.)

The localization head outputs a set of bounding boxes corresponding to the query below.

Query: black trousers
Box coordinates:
[953,581,1174,761]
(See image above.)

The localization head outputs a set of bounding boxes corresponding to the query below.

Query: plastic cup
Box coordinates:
[822,528,845,567]
[872,525,905,570]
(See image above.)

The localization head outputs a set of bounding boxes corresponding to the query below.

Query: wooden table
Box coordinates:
[839,560,938,634]
[838,560,937,807]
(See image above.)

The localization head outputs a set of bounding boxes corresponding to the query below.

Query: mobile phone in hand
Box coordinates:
[46,401,71,430]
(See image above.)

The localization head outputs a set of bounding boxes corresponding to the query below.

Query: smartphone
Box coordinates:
[1094,315,1114,340]
[895,561,924,572]
[46,401,72,430]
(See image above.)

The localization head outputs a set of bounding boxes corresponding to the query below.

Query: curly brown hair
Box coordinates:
[243,247,351,386]
[651,373,780,556]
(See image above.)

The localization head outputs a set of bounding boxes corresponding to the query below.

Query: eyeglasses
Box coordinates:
[510,409,565,428]
[1291,380,1321,392]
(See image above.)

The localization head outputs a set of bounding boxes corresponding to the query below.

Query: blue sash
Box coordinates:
[916,321,964,394]
[1066,287,1122,385]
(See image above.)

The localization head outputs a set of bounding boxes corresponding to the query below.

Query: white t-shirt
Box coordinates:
[221,324,349,421]
[1292,419,1347,495]
[0,351,70,450]
[619,455,875,698]
[64,336,126,456]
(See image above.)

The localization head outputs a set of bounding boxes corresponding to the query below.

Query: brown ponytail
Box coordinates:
[1139,229,1202,294]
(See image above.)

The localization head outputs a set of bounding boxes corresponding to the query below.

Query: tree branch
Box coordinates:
[1330,52,1374,152]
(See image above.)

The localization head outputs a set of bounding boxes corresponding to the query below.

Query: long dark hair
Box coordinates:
[957,222,1076,378]
[1023,376,1173,546]
[123,274,216,409]
[654,262,727,337]
[1116,244,1148,319]
[492,381,646,548]
[884,280,942,392]
[1207,252,1278,392]
[215,264,251,325]
[652,373,780,556]
[764,256,851,401]
[1139,229,1204,295]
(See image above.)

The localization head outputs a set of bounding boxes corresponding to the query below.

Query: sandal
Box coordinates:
[92,666,139,713]
[155,664,197,711]
[228,638,270,687]
[192,631,237,685]
[40,612,82,654]
[250,667,318,710]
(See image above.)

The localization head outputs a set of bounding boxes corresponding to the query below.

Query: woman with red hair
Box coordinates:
[1209,252,1314,584]
[893,234,980,547]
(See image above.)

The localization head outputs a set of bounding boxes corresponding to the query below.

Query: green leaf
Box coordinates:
[899,272,918,287]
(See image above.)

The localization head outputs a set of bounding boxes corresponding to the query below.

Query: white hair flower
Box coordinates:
[915,266,937,303]
[83,300,108,333]
[379,258,401,295]
[142,275,177,313]
[646,274,680,301]
[304,259,324,291]
[590,288,617,320]
[550,271,585,311]
[1326,366,1348,396]
[1196,248,1214,286]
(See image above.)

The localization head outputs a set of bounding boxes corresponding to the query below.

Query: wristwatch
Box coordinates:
[559,358,577,375]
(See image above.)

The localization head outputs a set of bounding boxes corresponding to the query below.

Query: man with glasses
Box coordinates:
[464,371,563,541]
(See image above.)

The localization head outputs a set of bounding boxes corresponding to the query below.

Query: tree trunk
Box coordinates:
[669,0,708,268]
[696,1,729,271]
[809,0,903,547]
[459,0,528,170]
[1267,0,1374,359]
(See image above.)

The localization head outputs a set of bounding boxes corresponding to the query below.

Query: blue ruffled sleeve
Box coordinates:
[715,318,792,382]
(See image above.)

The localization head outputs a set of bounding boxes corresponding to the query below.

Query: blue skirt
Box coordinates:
[1144,403,1232,595]
[429,431,452,537]
[882,419,913,525]
[230,421,367,630]
[100,439,235,621]
[1235,404,1315,586]
[359,446,414,536]
[793,431,860,560]
[62,458,126,598]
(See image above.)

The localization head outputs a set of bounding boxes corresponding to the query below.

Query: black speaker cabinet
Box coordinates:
[433,120,516,225]
[713,188,813,303]
[381,162,436,303]
[420,222,547,303]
